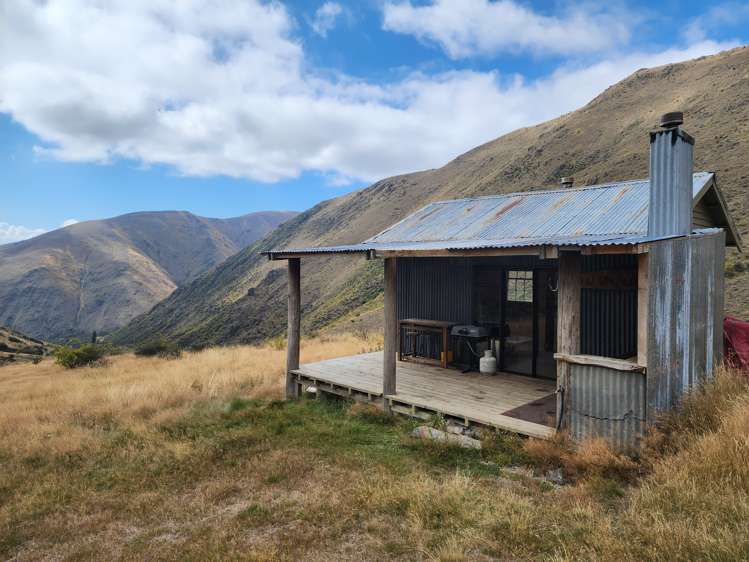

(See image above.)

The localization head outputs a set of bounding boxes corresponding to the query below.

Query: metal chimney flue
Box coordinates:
[648,112,693,238]
[659,111,684,128]
[560,176,574,188]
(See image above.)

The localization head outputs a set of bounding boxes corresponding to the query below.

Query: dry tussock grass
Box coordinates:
[0,333,377,457]
[615,374,749,561]
[523,434,640,483]
[0,343,747,561]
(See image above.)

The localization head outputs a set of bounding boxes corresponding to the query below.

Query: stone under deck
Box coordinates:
[291,351,557,439]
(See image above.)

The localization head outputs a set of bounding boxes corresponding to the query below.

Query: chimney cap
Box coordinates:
[560,176,574,187]
[659,111,684,128]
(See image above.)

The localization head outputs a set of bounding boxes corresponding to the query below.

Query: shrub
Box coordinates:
[268,335,286,351]
[134,338,182,359]
[97,342,125,356]
[53,344,106,369]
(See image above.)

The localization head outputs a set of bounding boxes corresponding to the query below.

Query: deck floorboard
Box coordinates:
[292,352,556,439]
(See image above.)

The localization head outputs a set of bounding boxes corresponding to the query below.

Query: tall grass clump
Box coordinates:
[611,366,749,561]
[643,364,749,456]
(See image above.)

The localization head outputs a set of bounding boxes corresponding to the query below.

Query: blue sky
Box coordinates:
[2,0,748,243]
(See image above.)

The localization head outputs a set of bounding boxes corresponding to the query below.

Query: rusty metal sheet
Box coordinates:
[369,173,711,245]
[645,230,725,419]
[567,363,646,451]
[265,173,714,257]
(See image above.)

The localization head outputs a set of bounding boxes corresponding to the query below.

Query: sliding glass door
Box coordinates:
[473,265,557,379]
[501,270,534,375]
[499,269,557,379]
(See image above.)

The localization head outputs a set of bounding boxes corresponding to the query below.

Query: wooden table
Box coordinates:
[398,319,456,368]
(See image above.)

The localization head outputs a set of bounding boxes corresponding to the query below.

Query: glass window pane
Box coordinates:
[507,271,533,302]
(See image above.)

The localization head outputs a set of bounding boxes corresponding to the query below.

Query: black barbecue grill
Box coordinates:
[450,325,490,372]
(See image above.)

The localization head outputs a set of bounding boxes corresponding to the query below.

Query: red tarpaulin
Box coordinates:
[724,316,749,371]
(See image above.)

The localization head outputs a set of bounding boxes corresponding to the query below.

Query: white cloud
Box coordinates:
[383,0,632,58]
[684,2,749,43]
[0,1,735,186]
[0,219,81,244]
[310,2,343,37]
[0,223,46,245]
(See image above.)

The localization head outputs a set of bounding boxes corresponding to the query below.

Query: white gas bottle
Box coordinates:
[479,349,496,374]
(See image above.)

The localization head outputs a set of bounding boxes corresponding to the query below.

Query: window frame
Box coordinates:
[506,270,533,303]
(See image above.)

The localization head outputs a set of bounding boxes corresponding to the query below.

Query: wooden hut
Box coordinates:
[266,113,741,448]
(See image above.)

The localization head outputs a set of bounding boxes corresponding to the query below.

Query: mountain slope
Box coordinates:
[0,326,51,366]
[0,210,296,341]
[114,46,749,348]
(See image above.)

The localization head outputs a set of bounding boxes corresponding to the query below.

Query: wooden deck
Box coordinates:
[291,352,557,439]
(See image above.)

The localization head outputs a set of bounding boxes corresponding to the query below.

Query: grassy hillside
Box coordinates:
[0,326,50,366]
[114,46,749,348]
[1,342,747,560]
[0,210,296,342]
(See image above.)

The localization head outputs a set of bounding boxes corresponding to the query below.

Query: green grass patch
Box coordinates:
[237,503,271,521]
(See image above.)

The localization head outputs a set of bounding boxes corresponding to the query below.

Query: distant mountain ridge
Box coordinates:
[113,45,749,348]
[0,210,296,341]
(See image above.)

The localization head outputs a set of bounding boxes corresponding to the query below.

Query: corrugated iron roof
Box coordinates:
[267,173,717,257]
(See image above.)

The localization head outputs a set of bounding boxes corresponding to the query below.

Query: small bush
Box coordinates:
[134,338,182,359]
[267,335,286,351]
[53,344,106,369]
[98,342,125,356]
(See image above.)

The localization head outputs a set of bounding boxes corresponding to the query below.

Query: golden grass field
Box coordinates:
[1,334,748,561]
[0,334,380,459]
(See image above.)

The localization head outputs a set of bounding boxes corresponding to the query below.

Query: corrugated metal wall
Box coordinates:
[580,255,638,359]
[396,256,554,323]
[396,257,472,361]
[581,289,637,358]
[646,230,725,418]
[567,363,646,451]
[394,233,725,449]
[396,256,552,362]
[396,257,473,324]
[397,255,638,360]
[649,128,693,238]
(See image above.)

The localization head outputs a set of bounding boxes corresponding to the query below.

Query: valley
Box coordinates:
[0,210,297,341]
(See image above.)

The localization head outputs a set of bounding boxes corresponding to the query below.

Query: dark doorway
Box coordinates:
[534,269,557,380]
[502,270,534,374]
[500,269,557,379]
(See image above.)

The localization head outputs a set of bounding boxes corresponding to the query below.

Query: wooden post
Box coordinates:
[556,252,581,429]
[637,253,649,368]
[383,258,397,412]
[286,258,301,400]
